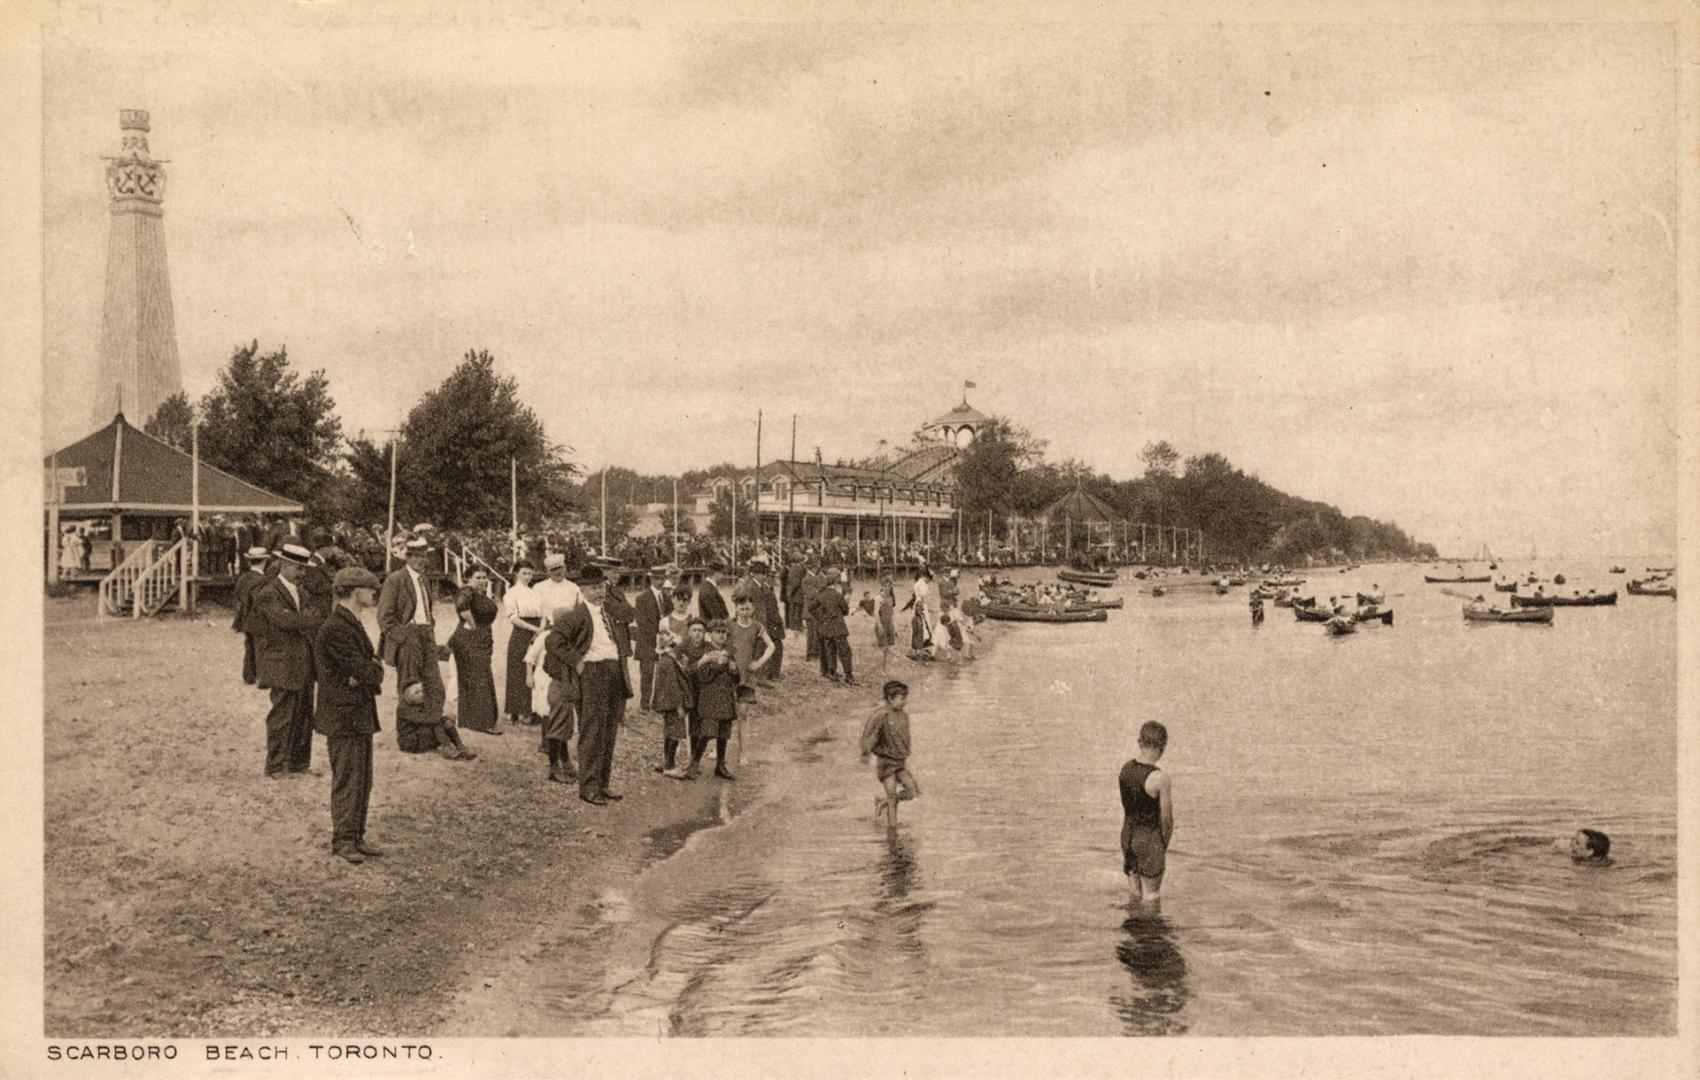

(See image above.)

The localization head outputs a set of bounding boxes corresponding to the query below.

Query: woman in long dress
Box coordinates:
[502,563,543,724]
[449,568,502,734]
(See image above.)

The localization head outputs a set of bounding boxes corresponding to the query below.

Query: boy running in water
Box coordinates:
[860,679,919,827]
[1119,721,1174,902]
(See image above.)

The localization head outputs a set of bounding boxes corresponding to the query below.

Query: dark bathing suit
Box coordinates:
[1119,759,1166,878]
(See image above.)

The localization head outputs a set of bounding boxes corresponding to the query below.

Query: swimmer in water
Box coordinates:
[1118,721,1174,903]
[1561,828,1611,863]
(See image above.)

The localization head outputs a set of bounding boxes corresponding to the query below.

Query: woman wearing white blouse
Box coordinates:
[503,563,545,724]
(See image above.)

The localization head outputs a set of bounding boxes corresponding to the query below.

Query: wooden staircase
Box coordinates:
[99,538,197,618]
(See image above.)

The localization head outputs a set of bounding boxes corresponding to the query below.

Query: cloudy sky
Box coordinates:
[40,5,1681,557]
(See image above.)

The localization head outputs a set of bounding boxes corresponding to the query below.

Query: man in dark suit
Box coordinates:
[376,537,447,726]
[632,566,671,709]
[250,543,324,777]
[231,547,270,686]
[809,570,854,684]
[555,565,633,806]
[313,567,386,863]
[783,555,806,632]
[799,558,826,661]
[695,567,730,623]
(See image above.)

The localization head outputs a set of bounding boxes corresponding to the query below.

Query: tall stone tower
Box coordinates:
[92,108,182,429]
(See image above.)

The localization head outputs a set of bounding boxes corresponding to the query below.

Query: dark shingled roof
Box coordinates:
[45,413,304,513]
[926,401,991,427]
[1040,486,1122,524]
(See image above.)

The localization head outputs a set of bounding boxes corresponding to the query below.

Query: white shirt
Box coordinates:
[530,577,583,621]
[279,576,301,609]
[582,601,619,662]
[504,581,541,623]
[407,567,433,625]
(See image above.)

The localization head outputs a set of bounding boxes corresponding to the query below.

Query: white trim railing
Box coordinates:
[98,540,156,617]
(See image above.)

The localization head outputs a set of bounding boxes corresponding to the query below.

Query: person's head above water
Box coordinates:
[1569,828,1611,862]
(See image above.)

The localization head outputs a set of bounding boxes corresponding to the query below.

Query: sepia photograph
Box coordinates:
[2,0,1695,1076]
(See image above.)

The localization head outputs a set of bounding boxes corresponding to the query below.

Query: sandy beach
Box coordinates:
[42,589,964,1037]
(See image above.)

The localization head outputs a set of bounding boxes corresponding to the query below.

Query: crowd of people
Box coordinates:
[227,526,988,863]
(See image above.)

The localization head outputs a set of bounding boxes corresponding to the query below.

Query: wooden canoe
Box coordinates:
[1627,580,1676,598]
[1424,574,1492,583]
[1492,581,1518,592]
[983,604,1109,623]
[1509,592,1617,607]
[1057,569,1117,587]
[1354,607,1394,625]
[1463,604,1553,623]
[1294,604,1334,622]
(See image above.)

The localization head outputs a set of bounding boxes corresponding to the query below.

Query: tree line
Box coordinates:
[951,418,1436,564]
[144,342,1433,563]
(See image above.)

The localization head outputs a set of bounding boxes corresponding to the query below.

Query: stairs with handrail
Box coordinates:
[98,540,155,617]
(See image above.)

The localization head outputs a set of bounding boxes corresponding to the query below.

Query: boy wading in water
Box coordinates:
[861,680,919,827]
[1119,721,1174,902]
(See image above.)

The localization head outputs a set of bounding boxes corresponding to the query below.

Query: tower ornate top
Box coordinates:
[106,109,164,210]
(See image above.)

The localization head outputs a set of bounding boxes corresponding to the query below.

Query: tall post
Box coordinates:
[754,410,763,552]
[47,450,60,585]
[730,477,738,568]
[672,478,680,566]
[384,436,398,573]
[182,422,199,610]
[510,456,518,553]
[600,469,608,557]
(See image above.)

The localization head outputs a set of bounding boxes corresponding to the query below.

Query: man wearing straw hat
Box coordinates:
[250,542,324,777]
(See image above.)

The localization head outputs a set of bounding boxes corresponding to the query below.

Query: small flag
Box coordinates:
[964,380,977,389]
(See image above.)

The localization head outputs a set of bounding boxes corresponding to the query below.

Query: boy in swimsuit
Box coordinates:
[860,679,918,827]
[1118,721,1174,902]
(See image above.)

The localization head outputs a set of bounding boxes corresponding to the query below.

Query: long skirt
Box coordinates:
[450,626,500,733]
[910,608,933,652]
[504,625,536,717]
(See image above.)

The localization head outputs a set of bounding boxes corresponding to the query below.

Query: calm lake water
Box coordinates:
[516,562,1678,1036]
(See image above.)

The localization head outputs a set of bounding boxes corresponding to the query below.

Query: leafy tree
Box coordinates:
[142,392,194,451]
[196,341,344,519]
[953,417,1047,528]
[394,349,576,529]
[1140,440,1180,479]
[706,487,738,539]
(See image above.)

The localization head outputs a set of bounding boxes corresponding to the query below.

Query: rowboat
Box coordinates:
[1424,575,1491,583]
[1354,607,1394,625]
[1627,580,1676,598]
[1078,597,1126,609]
[1294,604,1334,623]
[1325,617,1357,636]
[983,604,1109,623]
[1355,592,1385,606]
[1264,577,1305,587]
[1492,581,1518,592]
[1463,604,1553,624]
[1609,566,1626,574]
[1150,586,1168,597]
[1509,591,1617,608]
[1647,566,1675,573]
[1058,569,1117,587]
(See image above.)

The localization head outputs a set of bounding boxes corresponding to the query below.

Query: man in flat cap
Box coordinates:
[250,543,325,777]
[555,564,633,805]
[232,547,270,686]
[313,567,386,863]
[376,537,454,752]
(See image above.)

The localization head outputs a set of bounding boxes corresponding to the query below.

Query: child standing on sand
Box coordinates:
[1119,721,1174,902]
[691,619,740,780]
[860,679,919,827]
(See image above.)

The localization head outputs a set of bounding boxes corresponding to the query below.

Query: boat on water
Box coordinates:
[1424,574,1491,584]
[1264,577,1305,588]
[1647,566,1675,573]
[1509,591,1617,608]
[1325,617,1357,636]
[1354,591,1385,606]
[1150,586,1168,597]
[1354,607,1394,625]
[1294,604,1334,623]
[1463,604,1553,624]
[1492,581,1518,592]
[1610,566,1626,574]
[1627,579,1677,598]
[1057,569,1117,587]
[983,604,1109,624]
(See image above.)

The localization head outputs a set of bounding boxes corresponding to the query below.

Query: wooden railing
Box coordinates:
[444,545,508,598]
[98,540,156,617]
[132,538,193,618]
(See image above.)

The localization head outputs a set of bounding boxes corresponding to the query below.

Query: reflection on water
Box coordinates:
[1112,905,1190,1035]
[509,563,1675,1037]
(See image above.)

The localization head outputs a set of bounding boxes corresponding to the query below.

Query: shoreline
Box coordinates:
[42,593,986,1037]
